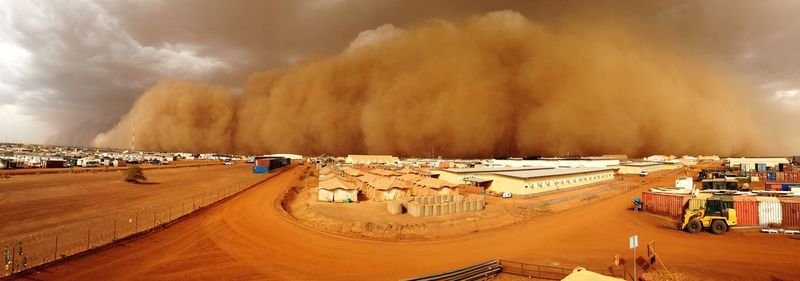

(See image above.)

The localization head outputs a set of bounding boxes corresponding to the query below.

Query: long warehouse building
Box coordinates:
[434,167,618,196]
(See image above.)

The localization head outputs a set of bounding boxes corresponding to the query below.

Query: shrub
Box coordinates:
[125,165,147,183]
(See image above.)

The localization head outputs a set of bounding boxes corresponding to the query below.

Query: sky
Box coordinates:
[0,0,798,149]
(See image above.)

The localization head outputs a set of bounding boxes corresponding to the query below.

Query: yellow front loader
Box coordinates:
[680,198,737,234]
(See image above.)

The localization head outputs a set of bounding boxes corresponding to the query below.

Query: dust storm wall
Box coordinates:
[93,11,765,157]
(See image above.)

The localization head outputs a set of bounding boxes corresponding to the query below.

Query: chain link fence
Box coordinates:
[0,169,284,278]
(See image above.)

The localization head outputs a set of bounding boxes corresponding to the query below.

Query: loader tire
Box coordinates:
[686,219,702,234]
[710,220,727,234]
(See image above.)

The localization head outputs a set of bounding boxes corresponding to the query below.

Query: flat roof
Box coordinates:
[619,162,663,167]
[493,167,618,179]
[442,166,552,174]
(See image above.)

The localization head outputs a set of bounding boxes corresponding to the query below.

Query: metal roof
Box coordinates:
[442,166,552,174]
[619,162,663,167]
[492,167,618,179]
[463,176,493,183]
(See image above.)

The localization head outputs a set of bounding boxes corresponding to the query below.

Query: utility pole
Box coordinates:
[131,122,135,153]
[630,234,638,281]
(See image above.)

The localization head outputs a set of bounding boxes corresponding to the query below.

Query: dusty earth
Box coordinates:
[10,164,799,281]
[0,162,263,238]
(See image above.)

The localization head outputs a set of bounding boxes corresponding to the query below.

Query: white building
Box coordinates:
[487,158,620,169]
[726,157,790,172]
[345,155,399,165]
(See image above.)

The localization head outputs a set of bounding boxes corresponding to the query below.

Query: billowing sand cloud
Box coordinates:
[93,81,236,153]
[94,11,771,157]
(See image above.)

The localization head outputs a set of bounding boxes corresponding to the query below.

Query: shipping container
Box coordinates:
[43,159,65,168]
[780,198,800,228]
[756,196,783,226]
[733,196,759,226]
[252,166,268,174]
[642,192,690,218]
[768,172,777,181]
[255,159,271,168]
[765,182,800,191]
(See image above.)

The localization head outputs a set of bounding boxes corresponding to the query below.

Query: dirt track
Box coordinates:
[19,165,800,280]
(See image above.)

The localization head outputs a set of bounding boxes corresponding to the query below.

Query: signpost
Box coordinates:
[629,235,638,280]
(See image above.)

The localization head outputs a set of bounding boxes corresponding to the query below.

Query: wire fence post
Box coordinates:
[53,233,58,261]
[113,216,117,240]
[10,240,15,275]
[86,225,91,250]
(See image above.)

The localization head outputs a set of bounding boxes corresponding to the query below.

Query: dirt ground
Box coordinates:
[0,162,262,237]
[14,163,800,281]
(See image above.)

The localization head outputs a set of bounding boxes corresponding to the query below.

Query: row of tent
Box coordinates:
[318,166,460,203]
[642,191,800,227]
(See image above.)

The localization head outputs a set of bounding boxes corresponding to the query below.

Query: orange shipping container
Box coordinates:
[732,196,759,226]
[780,198,800,228]
[642,192,690,218]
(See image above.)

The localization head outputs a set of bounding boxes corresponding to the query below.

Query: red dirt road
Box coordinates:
[21,165,800,280]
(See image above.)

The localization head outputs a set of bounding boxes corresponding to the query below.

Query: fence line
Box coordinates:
[521,184,637,210]
[0,167,287,278]
[499,259,627,280]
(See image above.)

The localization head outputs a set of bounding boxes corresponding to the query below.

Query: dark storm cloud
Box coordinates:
[0,0,798,149]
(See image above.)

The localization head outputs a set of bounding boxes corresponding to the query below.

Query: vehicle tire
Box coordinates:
[686,219,702,234]
[710,220,727,234]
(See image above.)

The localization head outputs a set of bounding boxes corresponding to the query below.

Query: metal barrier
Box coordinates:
[522,184,636,210]
[0,166,290,278]
[400,259,501,281]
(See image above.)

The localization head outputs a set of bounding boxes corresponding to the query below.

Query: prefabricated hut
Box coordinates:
[479,167,618,196]
[614,162,678,175]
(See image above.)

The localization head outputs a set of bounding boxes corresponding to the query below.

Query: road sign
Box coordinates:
[629,235,638,249]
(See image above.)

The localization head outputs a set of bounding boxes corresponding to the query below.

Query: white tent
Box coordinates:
[318,176,359,202]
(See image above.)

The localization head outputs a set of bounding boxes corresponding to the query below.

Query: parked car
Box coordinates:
[224,160,234,166]
[502,192,512,198]
[640,170,649,177]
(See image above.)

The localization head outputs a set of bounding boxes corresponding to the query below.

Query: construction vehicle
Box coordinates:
[680,198,737,234]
